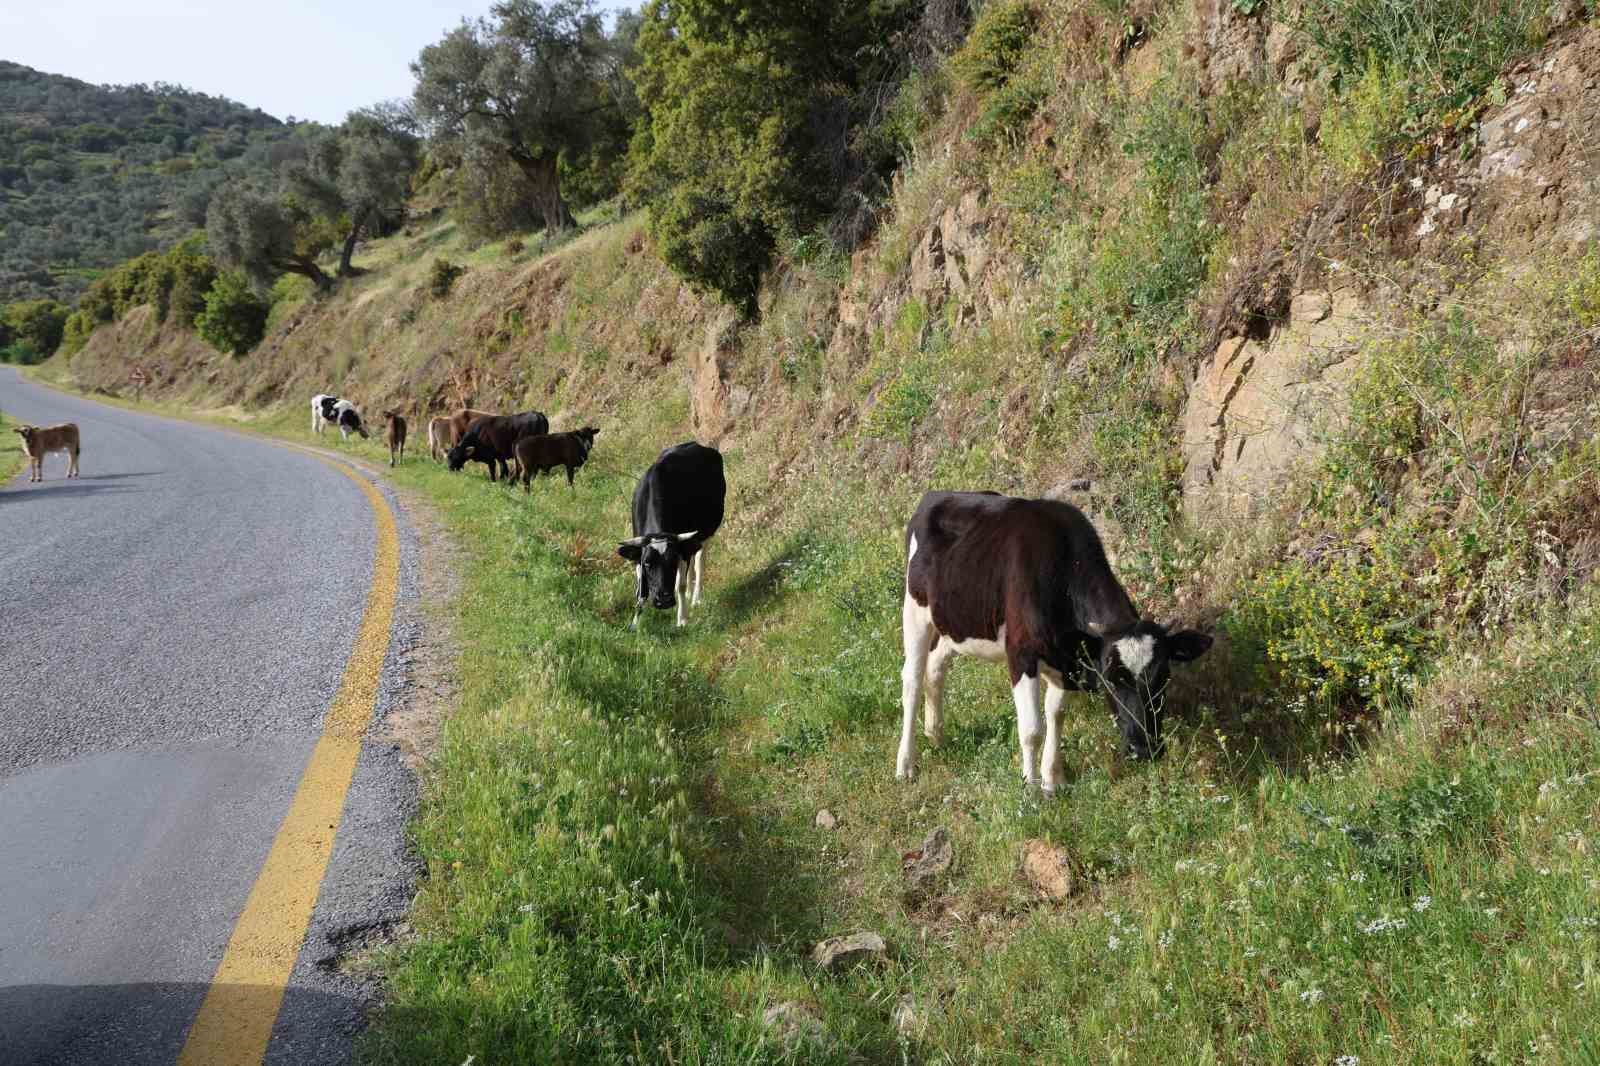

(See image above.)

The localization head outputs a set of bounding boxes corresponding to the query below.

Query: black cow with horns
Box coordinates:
[617,442,725,628]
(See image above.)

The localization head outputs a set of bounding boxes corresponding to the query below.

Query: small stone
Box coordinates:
[901,827,953,892]
[1021,839,1077,901]
[762,1001,830,1051]
[812,931,887,971]
[815,809,838,830]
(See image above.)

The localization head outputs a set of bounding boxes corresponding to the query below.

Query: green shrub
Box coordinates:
[59,309,96,356]
[428,257,463,299]
[952,1,1037,93]
[194,271,268,356]
[1297,0,1542,130]
[1229,548,1434,710]
[1,299,68,359]
[1319,57,1411,177]
[0,341,46,365]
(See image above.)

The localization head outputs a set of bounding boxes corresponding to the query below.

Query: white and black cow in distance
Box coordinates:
[617,442,725,628]
[311,394,369,440]
[897,491,1212,794]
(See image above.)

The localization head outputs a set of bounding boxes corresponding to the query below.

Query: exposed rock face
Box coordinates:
[908,189,993,311]
[1181,289,1366,521]
[1411,25,1600,261]
[690,310,749,440]
[1190,0,1267,94]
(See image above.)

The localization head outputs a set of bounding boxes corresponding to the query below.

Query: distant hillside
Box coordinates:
[0,60,306,304]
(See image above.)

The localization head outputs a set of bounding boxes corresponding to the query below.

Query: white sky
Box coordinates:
[1,1,634,125]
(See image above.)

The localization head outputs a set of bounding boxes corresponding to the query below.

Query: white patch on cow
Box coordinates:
[1115,635,1156,678]
[907,533,918,564]
[947,626,1007,663]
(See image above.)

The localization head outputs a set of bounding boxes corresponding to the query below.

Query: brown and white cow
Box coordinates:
[897,491,1211,794]
[13,423,81,482]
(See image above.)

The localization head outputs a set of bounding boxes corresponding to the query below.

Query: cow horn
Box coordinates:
[675,530,699,542]
[619,535,649,548]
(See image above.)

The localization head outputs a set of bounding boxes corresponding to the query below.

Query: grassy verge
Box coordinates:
[343,421,1600,1065]
[0,411,22,482]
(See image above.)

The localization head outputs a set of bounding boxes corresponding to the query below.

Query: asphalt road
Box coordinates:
[0,368,420,1066]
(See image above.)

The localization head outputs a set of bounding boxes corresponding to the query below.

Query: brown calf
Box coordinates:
[515,427,599,491]
[429,408,497,463]
[14,423,81,482]
[384,411,408,467]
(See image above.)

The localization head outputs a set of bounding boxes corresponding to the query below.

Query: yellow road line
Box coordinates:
[178,451,400,1066]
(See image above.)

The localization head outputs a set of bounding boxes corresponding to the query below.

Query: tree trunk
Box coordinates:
[285,257,334,291]
[514,153,576,232]
[338,212,368,277]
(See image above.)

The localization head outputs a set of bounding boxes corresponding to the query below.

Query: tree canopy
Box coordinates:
[412,0,624,233]
[206,112,419,291]
[627,0,926,313]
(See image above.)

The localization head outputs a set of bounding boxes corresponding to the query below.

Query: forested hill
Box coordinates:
[0,60,300,304]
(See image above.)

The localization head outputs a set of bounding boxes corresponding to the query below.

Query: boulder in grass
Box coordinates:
[812,931,887,971]
[1021,839,1077,901]
[902,826,953,892]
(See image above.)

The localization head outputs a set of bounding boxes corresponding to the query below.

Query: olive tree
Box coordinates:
[205,180,335,291]
[412,0,610,233]
[284,111,419,276]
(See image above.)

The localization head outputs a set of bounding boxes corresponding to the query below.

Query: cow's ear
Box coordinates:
[617,541,644,563]
[1166,629,1213,663]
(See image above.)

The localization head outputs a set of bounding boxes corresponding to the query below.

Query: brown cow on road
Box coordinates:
[14,423,81,482]
[384,411,407,467]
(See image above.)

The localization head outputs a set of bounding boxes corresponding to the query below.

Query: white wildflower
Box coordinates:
[1107,934,1123,952]
[1299,987,1324,1005]
[1360,914,1407,935]
[1336,1056,1360,1066]
[1412,895,1433,913]
[1349,870,1366,884]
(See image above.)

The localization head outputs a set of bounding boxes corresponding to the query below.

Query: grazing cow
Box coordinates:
[312,394,368,440]
[514,427,599,491]
[897,491,1212,794]
[446,410,549,481]
[616,442,725,628]
[13,423,81,482]
[427,416,455,461]
[334,401,369,440]
[384,410,407,466]
[311,394,339,434]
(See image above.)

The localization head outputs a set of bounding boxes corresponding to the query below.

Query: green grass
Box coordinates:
[251,409,1597,1065]
[0,407,23,482]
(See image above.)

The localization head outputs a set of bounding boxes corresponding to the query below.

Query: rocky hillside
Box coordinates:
[49,2,1600,1060]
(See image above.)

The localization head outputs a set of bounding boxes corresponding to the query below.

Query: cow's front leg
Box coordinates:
[674,564,688,627]
[898,593,933,780]
[1041,679,1067,797]
[1011,671,1043,789]
[691,545,705,607]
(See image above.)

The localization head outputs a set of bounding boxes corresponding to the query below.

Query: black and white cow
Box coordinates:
[311,394,369,440]
[617,442,725,627]
[897,491,1211,794]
